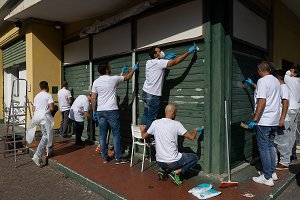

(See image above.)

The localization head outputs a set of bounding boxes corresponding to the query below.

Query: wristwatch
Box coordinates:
[251,120,257,123]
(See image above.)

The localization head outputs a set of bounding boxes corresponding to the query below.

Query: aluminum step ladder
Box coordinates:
[2,78,36,168]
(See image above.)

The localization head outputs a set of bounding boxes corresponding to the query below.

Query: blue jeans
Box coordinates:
[256,125,277,179]
[141,90,160,132]
[34,124,54,160]
[157,153,198,174]
[74,121,84,144]
[97,110,122,159]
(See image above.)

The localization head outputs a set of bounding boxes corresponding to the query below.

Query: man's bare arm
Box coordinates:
[279,99,289,127]
[183,128,198,141]
[68,97,72,104]
[253,98,266,121]
[85,112,94,120]
[167,51,190,68]
[49,103,55,111]
[123,69,135,81]
[140,125,150,139]
[32,106,35,112]
[91,92,97,112]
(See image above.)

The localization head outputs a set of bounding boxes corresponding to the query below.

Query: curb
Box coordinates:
[28,147,127,200]
[265,167,300,200]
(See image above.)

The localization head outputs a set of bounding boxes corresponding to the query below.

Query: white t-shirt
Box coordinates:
[142,59,169,96]
[284,71,300,110]
[147,118,187,163]
[57,88,72,112]
[69,95,89,122]
[33,92,54,124]
[92,75,124,111]
[280,84,290,109]
[254,75,281,126]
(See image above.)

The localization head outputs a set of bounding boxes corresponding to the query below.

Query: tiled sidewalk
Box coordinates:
[1,124,299,200]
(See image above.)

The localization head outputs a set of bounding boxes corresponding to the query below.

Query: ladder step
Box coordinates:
[12,106,27,108]
[12,114,27,117]
[7,123,26,126]
[6,132,26,135]
[4,140,25,143]
[5,147,26,152]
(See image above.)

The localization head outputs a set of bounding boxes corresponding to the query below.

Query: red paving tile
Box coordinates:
[21,135,300,200]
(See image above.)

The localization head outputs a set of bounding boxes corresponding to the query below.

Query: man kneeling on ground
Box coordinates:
[140,104,202,186]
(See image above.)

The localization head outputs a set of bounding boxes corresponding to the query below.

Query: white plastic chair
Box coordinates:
[130,124,155,172]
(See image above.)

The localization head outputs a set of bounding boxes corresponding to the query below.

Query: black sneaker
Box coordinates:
[103,157,110,163]
[75,142,86,147]
[60,134,72,138]
[157,168,167,180]
[115,157,129,165]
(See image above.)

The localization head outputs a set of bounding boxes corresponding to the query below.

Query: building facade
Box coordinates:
[0,0,299,174]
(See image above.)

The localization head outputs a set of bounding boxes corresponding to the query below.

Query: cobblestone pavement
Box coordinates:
[0,139,106,200]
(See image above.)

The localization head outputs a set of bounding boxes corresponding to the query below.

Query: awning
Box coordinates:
[4,0,134,24]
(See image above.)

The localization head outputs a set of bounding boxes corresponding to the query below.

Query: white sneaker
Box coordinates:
[258,171,278,181]
[32,157,42,167]
[253,174,274,186]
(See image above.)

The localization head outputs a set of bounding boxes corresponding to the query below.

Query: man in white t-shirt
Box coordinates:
[269,62,300,161]
[247,61,281,186]
[69,94,95,147]
[140,104,202,186]
[91,61,138,164]
[272,70,290,169]
[31,81,58,167]
[141,45,196,143]
[57,81,73,138]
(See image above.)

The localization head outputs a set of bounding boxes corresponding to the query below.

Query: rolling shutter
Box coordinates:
[137,41,205,167]
[93,54,133,146]
[3,36,26,69]
[231,41,265,167]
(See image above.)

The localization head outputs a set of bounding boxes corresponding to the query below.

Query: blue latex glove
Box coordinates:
[189,46,196,54]
[54,105,58,110]
[165,52,176,60]
[248,121,256,129]
[93,111,98,121]
[245,78,254,86]
[121,66,127,73]
[133,63,139,71]
[197,127,202,132]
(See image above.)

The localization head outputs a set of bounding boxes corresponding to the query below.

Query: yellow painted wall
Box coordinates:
[26,20,61,129]
[0,19,61,128]
[272,0,300,68]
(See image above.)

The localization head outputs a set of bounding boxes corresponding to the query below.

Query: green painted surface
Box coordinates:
[231,41,264,167]
[137,41,205,166]
[3,36,26,69]
[93,54,133,149]
[65,62,90,139]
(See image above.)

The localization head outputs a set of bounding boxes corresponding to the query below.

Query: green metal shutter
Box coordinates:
[3,36,26,69]
[64,62,90,138]
[231,41,265,167]
[137,41,205,168]
[93,54,133,147]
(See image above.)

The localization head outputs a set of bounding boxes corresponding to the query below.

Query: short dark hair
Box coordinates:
[148,46,158,59]
[97,62,109,75]
[39,81,48,90]
[257,61,270,72]
[272,70,285,81]
[62,81,68,87]
[291,66,300,77]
